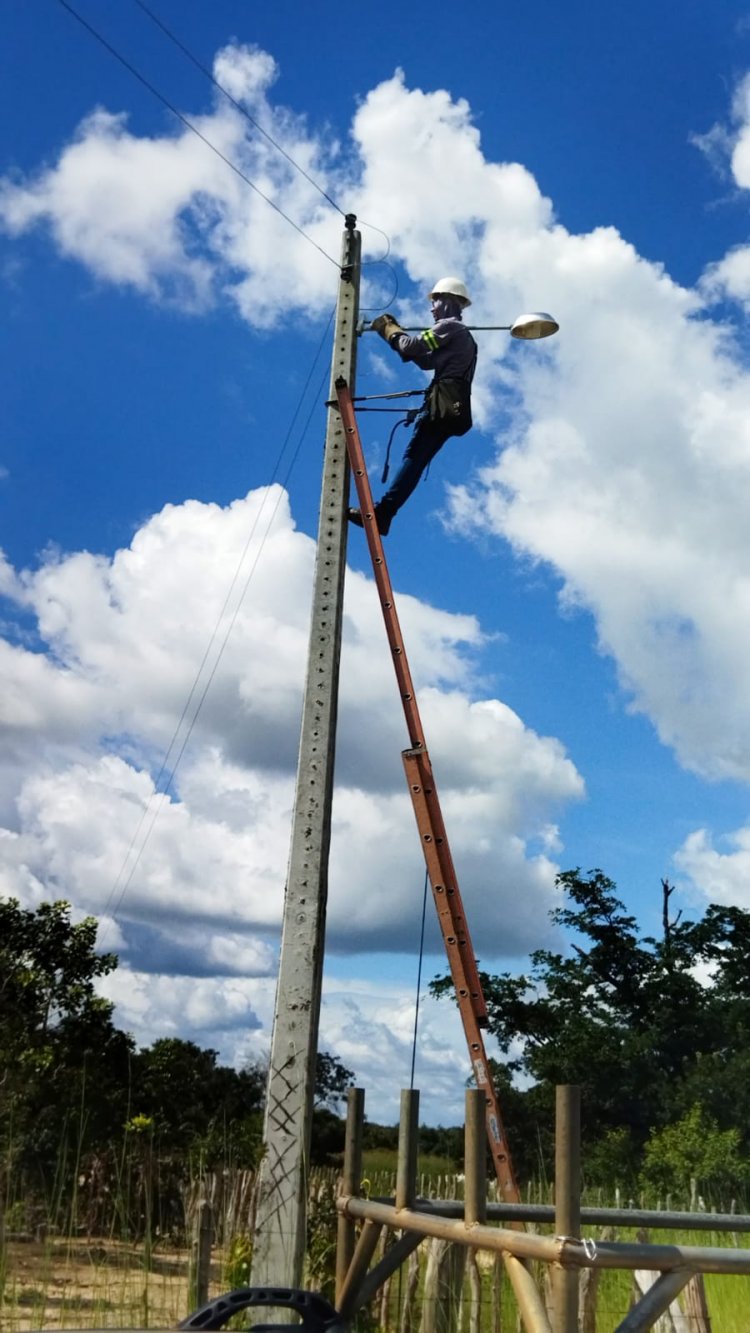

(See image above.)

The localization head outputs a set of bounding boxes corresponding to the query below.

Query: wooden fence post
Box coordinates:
[579,1226,613,1332]
[632,1229,692,1332]
[680,1274,711,1332]
[399,1247,421,1333]
[419,1237,467,1333]
[466,1250,482,1333]
[553,1086,580,1333]
[336,1087,365,1307]
[188,1199,213,1310]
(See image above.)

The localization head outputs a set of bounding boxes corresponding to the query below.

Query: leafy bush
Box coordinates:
[305,1181,338,1302]
[640,1104,749,1198]
[584,1126,639,1191]
[223,1233,253,1289]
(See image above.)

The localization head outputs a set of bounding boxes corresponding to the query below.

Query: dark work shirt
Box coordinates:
[391,318,477,383]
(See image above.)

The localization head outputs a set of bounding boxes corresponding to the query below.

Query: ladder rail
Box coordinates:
[336,376,485,1017]
[336,378,520,1203]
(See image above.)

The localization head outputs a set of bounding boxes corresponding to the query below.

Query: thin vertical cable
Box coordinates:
[409,869,430,1090]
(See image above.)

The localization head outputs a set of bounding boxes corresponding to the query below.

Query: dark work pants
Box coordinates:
[377,413,455,522]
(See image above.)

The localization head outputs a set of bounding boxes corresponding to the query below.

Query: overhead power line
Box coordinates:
[133,0,345,218]
[100,309,335,933]
[56,0,402,315]
[50,1,399,907]
[55,0,341,269]
[131,0,397,285]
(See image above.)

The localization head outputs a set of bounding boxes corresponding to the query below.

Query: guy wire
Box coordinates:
[99,311,335,934]
[410,868,430,1090]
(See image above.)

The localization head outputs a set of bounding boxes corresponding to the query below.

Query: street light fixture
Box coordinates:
[508,311,559,339]
[360,312,559,338]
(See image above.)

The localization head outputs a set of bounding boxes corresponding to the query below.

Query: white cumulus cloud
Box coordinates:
[0,485,581,973]
[9,44,750,1099]
[10,50,750,781]
[0,44,340,323]
[0,482,580,1120]
[675,826,750,912]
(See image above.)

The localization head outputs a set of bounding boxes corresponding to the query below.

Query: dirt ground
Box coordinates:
[2,1237,213,1330]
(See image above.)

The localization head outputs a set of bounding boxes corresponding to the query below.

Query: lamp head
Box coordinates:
[510,312,559,340]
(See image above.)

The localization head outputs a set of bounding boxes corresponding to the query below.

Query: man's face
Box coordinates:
[431,294,463,322]
[431,295,458,321]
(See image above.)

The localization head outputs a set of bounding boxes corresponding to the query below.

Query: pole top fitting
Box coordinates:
[345,213,357,231]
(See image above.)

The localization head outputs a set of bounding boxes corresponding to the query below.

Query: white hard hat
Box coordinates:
[428,276,472,308]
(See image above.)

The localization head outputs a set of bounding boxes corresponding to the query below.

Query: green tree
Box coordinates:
[0,898,119,1070]
[314,1051,355,1111]
[0,898,133,1185]
[640,1105,748,1199]
[432,870,750,1183]
[132,1038,265,1167]
[308,1051,356,1165]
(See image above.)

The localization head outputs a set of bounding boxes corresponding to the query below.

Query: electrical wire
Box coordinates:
[380,413,418,484]
[53,0,405,913]
[360,220,391,262]
[410,869,430,1090]
[60,0,402,307]
[360,257,400,313]
[131,0,399,286]
[99,311,335,933]
[55,0,341,270]
[105,357,331,927]
[58,0,403,297]
[132,0,345,218]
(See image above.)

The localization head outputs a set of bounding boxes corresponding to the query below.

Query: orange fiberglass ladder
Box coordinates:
[336,377,520,1204]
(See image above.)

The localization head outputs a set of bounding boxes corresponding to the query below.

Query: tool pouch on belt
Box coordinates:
[427,378,473,436]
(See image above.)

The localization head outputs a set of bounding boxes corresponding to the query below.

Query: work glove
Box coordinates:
[371,312,404,343]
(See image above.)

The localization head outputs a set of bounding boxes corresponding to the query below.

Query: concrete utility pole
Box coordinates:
[251,216,361,1288]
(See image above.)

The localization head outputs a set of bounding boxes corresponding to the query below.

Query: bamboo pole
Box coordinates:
[502,1254,553,1333]
[336,1087,365,1305]
[552,1086,580,1333]
[396,1090,420,1212]
[337,1219,384,1318]
[464,1090,487,1228]
[615,1268,693,1332]
[336,1196,750,1275]
[188,1199,213,1309]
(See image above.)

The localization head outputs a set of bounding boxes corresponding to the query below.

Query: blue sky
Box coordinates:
[3,0,750,1123]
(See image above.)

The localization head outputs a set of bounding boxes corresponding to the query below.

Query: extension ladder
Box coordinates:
[336,378,520,1203]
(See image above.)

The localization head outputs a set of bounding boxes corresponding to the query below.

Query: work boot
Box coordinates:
[376,507,392,536]
[347,506,391,536]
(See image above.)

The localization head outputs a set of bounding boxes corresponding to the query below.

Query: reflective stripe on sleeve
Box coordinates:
[421,329,440,351]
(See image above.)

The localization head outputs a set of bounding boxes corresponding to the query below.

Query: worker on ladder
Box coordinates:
[348,277,477,537]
